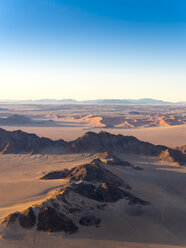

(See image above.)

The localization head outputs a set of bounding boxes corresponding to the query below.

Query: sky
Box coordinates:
[0,0,186,101]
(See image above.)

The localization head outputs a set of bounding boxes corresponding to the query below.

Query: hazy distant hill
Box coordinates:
[1,98,185,105]
[83,98,172,105]
[0,114,33,125]
[0,107,8,111]
[0,114,60,127]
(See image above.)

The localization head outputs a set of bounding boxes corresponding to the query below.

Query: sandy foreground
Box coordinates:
[2,124,186,147]
[0,153,186,248]
[0,238,184,248]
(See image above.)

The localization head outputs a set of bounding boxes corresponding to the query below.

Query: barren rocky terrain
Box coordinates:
[0,103,185,248]
[0,127,185,247]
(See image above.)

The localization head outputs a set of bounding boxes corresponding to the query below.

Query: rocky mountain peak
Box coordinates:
[1,157,149,237]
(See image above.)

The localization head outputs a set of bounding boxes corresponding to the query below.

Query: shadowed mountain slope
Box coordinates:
[41,154,141,182]
[0,128,67,154]
[1,159,148,237]
[41,158,130,188]
[68,131,167,154]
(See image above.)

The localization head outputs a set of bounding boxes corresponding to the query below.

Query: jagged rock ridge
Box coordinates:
[41,154,142,182]
[68,131,166,154]
[41,158,130,186]
[100,152,142,170]
[1,159,149,237]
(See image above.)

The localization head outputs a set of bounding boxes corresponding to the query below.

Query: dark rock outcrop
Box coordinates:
[2,212,19,226]
[41,154,142,183]
[103,152,133,167]
[41,158,129,188]
[2,208,36,229]
[79,215,101,226]
[41,169,70,180]
[71,182,148,204]
[18,207,36,229]
[159,149,186,165]
[48,158,148,204]
[70,182,126,202]
[37,206,78,233]
[101,152,143,169]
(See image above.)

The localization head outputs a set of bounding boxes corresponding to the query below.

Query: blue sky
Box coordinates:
[0,0,186,101]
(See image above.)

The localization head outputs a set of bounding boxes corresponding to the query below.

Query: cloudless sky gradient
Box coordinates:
[0,0,186,101]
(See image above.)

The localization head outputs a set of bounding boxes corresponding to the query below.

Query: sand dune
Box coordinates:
[81,115,105,127]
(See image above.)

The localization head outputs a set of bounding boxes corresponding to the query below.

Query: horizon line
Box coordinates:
[0,98,185,104]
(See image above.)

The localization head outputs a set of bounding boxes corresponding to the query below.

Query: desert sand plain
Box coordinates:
[0,153,186,248]
[0,103,186,248]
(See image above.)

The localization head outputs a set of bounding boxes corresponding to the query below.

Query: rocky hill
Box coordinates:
[68,131,186,165]
[159,149,186,165]
[1,158,148,237]
[0,114,60,127]
[0,114,32,125]
[41,154,141,182]
[41,158,130,187]
[68,131,167,155]
[0,128,67,154]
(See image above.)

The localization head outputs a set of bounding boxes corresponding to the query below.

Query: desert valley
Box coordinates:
[0,103,186,248]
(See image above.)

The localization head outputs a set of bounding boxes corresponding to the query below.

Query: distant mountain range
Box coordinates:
[0,98,185,105]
